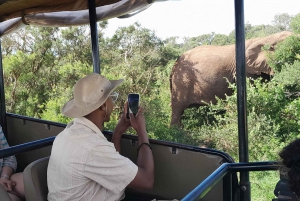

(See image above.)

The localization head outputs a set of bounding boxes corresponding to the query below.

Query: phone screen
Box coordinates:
[126,93,139,119]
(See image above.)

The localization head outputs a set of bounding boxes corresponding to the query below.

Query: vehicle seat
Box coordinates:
[23,156,49,201]
[273,178,298,201]
[0,184,12,201]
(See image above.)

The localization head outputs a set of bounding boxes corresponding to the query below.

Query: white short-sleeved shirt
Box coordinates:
[47,117,138,201]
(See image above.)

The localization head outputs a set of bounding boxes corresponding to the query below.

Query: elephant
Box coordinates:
[170,31,293,126]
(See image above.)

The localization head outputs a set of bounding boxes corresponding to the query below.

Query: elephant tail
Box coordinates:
[169,71,173,94]
[170,59,179,94]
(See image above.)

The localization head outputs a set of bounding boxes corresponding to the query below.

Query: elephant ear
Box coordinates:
[245,39,272,75]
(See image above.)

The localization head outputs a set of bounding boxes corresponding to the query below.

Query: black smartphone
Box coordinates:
[126,93,140,119]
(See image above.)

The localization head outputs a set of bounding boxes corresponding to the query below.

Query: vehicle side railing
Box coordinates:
[0,136,55,159]
[182,161,279,201]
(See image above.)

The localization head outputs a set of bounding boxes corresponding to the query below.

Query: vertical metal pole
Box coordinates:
[0,39,7,137]
[234,0,250,200]
[223,173,233,201]
[88,0,100,74]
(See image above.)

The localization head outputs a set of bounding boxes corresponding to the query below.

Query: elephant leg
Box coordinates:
[170,101,187,126]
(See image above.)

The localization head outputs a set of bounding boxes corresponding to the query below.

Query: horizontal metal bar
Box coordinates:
[182,162,280,201]
[0,136,55,159]
[228,161,279,172]
[7,113,66,127]
[182,163,230,201]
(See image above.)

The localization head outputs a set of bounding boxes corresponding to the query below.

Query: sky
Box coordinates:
[104,0,300,40]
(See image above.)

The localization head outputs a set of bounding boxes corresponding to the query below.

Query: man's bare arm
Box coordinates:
[127,109,154,190]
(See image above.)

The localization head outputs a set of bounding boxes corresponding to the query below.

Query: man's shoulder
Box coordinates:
[55,125,113,151]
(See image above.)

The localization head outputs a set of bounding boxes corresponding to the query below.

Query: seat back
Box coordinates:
[23,156,49,201]
[273,178,298,201]
[0,184,12,201]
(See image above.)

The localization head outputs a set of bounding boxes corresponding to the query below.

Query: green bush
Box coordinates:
[268,35,300,72]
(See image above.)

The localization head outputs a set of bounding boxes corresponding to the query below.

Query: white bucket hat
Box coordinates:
[62,73,124,118]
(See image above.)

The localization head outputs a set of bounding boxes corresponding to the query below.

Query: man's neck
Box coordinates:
[84,110,105,131]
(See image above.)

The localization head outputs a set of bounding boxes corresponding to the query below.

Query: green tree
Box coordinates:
[59,26,92,66]
[160,37,182,66]
[101,22,164,95]
[272,13,292,31]
[211,33,235,45]
[181,33,234,52]
[3,27,59,117]
[2,25,98,120]
[290,13,300,34]
[244,23,282,39]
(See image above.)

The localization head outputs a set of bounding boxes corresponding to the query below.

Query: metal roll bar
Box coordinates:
[182,162,279,201]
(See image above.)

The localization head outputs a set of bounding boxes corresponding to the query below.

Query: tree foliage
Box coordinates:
[268,35,300,72]
[182,32,234,51]
[2,26,93,118]
[272,13,292,31]
[290,13,300,34]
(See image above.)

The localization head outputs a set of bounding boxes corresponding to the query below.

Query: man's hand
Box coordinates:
[115,102,131,134]
[112,102,132,152]
[129,107,147,139]
[0,178,15,191]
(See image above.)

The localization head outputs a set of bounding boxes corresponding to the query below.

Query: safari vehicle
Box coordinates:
[0,0,280,201]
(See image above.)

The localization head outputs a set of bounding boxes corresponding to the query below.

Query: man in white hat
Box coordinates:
[47,73,154,201]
